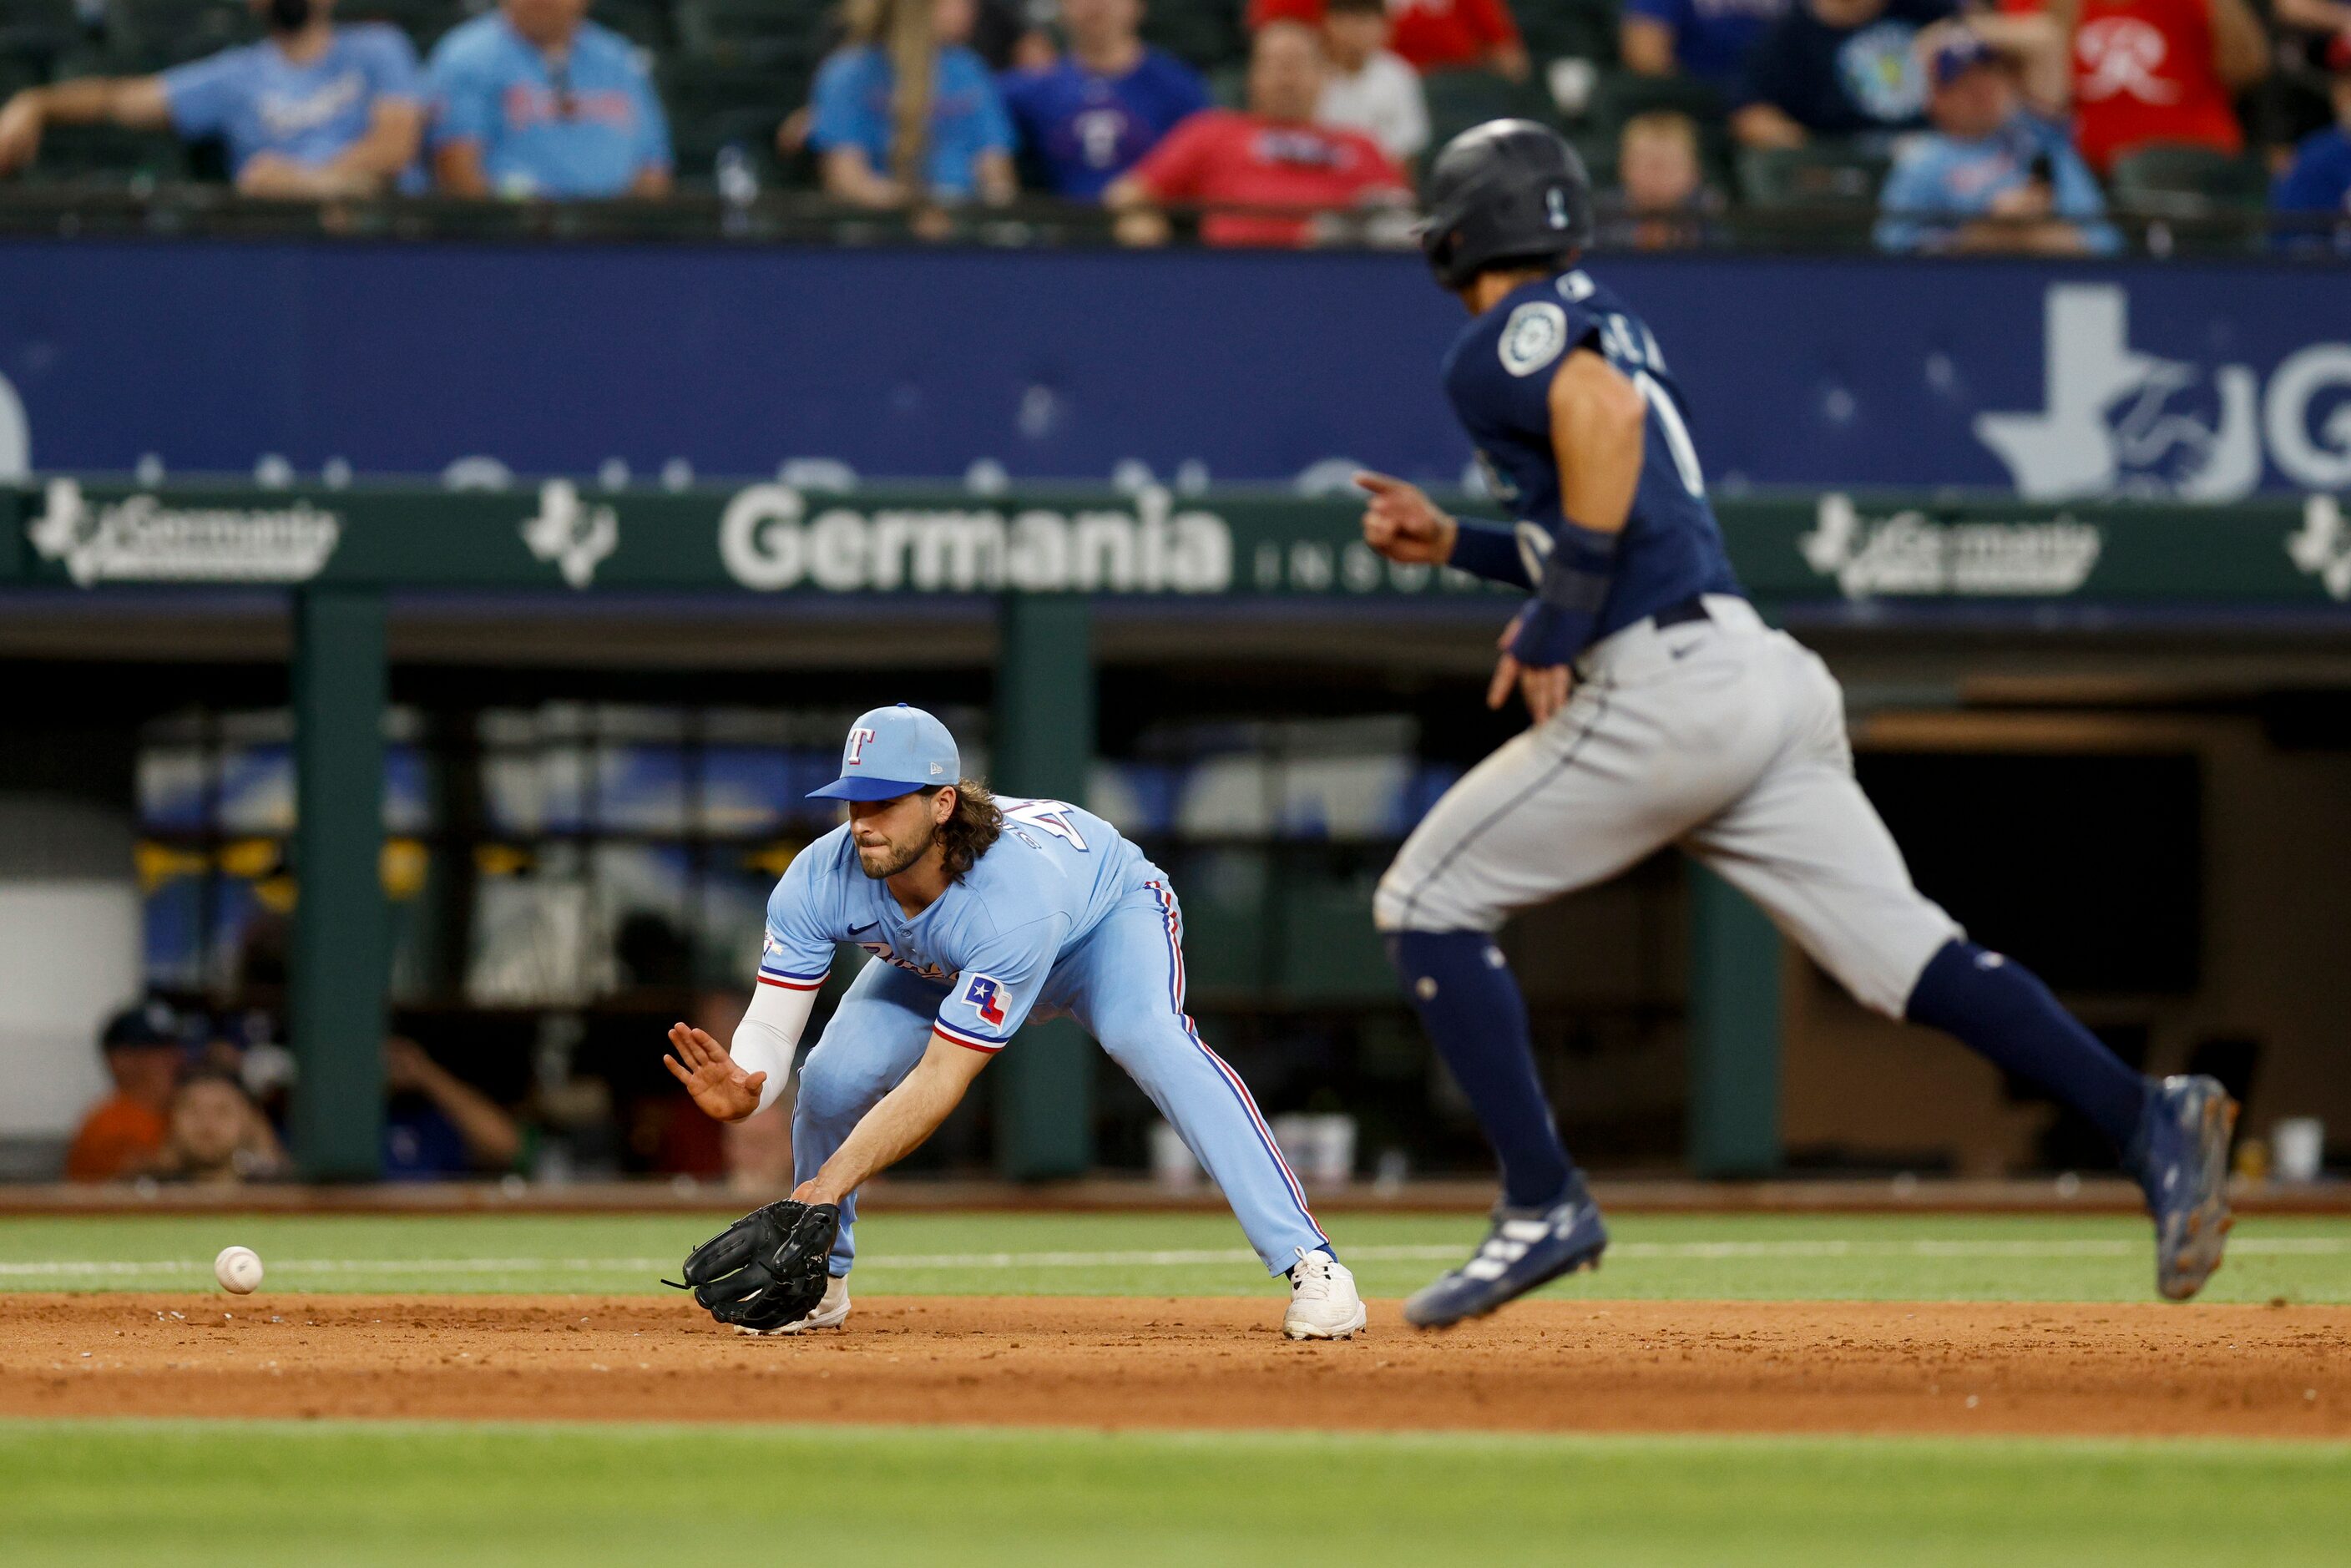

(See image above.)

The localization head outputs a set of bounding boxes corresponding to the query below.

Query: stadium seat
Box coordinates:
[594,0,677,52]
[674,0,820,69]
[1420,68,1543,156]
[0,0,76,69]
[2108,143,2271,218]
[27,121,188,184]
[0,52,45,104]
[102,0,257,70]
[336,0,472,52]
[658,58,800,185]
[1516,0,1618,70]
[1736,142,1891,209]
[1141,0,1245,74]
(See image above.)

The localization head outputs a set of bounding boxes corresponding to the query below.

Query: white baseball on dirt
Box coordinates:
[214,1246,264,1295]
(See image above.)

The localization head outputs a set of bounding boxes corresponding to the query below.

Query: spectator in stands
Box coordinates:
[1107,20,1408,245]
[0,0,422,195]
[154,1070,287,1188]
[427,0,672,199]
[1876,25,2119,252]
[2275,34,2351,219]
[809,0,1018,207]
[1317,0,1431,164]
[1600,108,1727,247]
[1249,0,1531,81]
[1622,0,1792,104]
[999,0,1208,199]
[63,1001,185,1182]
[2050,0,2268,175]
[383,1035,523,1180]
[1733,0,1956,148]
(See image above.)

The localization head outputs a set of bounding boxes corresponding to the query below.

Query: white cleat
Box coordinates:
[738,1273,851,1336]
[1282,1247,1368,1340]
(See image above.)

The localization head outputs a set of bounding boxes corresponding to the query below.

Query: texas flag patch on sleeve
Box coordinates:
[935,972,1013,1052]
[963,973,1008,1027]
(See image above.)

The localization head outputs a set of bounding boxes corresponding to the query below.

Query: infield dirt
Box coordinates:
[6,1294,2348,1439]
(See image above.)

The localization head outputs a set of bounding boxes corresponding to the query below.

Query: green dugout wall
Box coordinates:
[8,479,2343,1179]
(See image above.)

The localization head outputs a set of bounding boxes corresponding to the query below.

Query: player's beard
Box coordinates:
[856,818,938,881]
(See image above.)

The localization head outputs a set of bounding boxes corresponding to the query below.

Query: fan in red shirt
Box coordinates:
[1108,21,1409,247]
[2045,0,2268,171]
[1247,0,1531,79]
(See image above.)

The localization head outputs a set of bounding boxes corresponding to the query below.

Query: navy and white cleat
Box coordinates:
[1403,1179,1609,1329]
[2129,1074,2237,1302]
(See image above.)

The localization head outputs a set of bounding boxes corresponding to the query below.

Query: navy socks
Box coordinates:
[1388,930,1575,1208]
[1905,939,2151,1156]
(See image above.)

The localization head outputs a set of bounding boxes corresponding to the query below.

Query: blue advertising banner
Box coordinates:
[0,241,2346,497]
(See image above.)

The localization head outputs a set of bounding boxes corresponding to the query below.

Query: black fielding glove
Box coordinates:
[665,1199,842,1332]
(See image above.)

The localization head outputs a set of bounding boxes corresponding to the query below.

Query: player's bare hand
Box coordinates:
[1355,472,1458,565]
[663,1023,767,1124]
[1488,615,1572,723]
[1486,652,1572,722]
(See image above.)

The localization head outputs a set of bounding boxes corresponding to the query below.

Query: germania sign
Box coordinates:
[717,483,1234,594]
[26,479,341,586]
[1798,493,2104,598]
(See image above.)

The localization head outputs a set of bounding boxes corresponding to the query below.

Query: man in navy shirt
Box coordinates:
[1732,0,1954,148]
[1352,119,2237,1327]
[2274,36,2351,227]
[1000,0,1209,198]
[1621,0,1790,104]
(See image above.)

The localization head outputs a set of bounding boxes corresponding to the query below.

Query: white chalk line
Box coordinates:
[0,1236,2343,1278]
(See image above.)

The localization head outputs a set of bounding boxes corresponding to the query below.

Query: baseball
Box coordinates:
[213,1245,264,1295]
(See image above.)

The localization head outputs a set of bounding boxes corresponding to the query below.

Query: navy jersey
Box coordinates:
[1443,268,1743,643]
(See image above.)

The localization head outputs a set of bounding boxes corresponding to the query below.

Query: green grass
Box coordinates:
[2,1210,2348,1302]
[3,1420,2345,1568]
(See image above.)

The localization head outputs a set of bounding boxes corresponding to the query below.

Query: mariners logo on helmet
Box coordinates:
[1418,119,1595,292]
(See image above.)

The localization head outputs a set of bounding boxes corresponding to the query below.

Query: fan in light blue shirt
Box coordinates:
[427,1,671,200]
[808,31,1016,203]
[0,0,422,196]
[1876,31,2118,255]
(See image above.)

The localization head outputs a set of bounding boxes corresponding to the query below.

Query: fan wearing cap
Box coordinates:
[2274,33,2351,225]
[1876,22,2119,254]
[660,704,1365,1339]
[65,1000,187,1182]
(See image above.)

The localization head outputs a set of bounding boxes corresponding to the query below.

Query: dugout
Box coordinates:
[2,483,2347,1185]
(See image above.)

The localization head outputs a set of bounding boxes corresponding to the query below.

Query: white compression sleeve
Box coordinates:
[731,981,817,1116]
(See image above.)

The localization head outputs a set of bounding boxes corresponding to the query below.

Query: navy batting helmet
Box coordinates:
[1418,119,1595,291]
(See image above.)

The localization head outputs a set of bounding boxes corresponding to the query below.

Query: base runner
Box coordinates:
[663,702,1366,1340]
[1355,120,2236,1328]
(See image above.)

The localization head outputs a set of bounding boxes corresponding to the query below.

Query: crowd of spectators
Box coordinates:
[0,0,2344,245]
[58,992,796,1189]
[63,996,525,1186]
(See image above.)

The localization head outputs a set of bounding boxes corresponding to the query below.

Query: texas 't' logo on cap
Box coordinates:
[806,704,963,802]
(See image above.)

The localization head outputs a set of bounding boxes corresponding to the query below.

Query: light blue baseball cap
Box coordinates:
[807,704,962,802]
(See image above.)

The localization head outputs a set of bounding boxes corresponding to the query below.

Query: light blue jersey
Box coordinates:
[766,790,1327,1277]
[160,24,421,176]
[426,13,670,198]
[1875,111,2119,255]
[762,797,1142,1052]
[806,43,1012,200]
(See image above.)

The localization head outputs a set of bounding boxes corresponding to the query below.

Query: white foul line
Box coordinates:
[0,1236,2343,1279]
